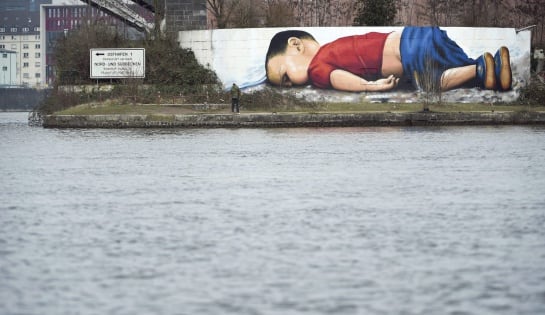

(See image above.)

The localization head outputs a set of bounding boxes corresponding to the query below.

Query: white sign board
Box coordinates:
[90,48,145,79]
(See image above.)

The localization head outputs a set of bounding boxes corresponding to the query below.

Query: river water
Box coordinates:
[1,112,544,315]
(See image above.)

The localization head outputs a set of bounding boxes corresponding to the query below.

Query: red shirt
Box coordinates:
[308,32,390,88]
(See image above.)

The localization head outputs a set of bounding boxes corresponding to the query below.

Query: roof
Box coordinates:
[0,48,17,54]
[0,10,41,35]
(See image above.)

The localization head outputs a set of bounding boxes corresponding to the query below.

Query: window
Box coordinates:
[2,53,7,58]
[2,66,7,71]
[23,62,29,68]
[35,44,40,49]
[34,27,39,32]
[11,44,16,49]
[0,28,5,32]
[23,53,29,58]
[35,62,40,67]
[35,53,40,58]
[10,27,17,32]
[23,73,29,79]
[35,73,40,78]
[35,35,39,40]
[23,44,29,49]
[0,45,4,49]
[22,27,29,32]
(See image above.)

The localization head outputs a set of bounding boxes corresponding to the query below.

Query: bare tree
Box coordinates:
[460,0,512,27]
[396,0,416,25]
[264,0,296,27]
[291,0,353,26]
[515,0,545,47]
[153,0,165,36]
[231,0,262,28]
[353,0,397,26]
[415,0,464,26]
[207,0,241,28]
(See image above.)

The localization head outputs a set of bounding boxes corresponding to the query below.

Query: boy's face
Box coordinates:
[266,37,316,87]
[267,54,311,87]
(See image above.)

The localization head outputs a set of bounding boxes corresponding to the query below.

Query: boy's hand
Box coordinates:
[374,75,399,90]
[331,70,399,92]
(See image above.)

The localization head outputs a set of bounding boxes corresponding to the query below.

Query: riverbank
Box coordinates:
[42,103,545,128]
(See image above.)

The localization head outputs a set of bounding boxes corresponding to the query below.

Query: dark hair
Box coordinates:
[265,30,316,81]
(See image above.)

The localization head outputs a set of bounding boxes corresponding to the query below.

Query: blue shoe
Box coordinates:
[494,46,512,91]
[476,52,496,90]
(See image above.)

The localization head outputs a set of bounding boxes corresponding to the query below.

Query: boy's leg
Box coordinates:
[441,65,477,90]
[442,49,511,91]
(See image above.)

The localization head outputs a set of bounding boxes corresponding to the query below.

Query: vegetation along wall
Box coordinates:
[178,27,531,103]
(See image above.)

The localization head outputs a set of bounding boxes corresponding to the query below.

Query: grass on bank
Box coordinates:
[53,99,545,116]
[43,76,545,116]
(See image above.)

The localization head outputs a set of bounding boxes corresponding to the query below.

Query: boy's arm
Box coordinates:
[330,70,399,92]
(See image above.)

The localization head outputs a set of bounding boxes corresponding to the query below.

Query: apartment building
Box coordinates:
[0,1,50,87]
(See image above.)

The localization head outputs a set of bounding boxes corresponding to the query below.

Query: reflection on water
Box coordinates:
[1,112,545,315]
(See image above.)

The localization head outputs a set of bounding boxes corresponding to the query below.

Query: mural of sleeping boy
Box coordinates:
[265,26,512,93]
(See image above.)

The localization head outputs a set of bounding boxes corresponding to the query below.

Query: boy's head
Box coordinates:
[265,30,318,87]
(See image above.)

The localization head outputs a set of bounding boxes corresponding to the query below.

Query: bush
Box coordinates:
[241,86,320,111]
[37,22,221,114]
[519,75,545,105]
[143,38,218,86]
[55,24,128,85]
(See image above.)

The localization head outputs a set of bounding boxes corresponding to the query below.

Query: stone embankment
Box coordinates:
[43,111,545,128]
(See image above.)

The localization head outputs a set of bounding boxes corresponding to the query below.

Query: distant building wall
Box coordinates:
[165,0,207,32]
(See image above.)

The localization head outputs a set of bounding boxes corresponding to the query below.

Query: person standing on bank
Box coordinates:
[231,83,241,113]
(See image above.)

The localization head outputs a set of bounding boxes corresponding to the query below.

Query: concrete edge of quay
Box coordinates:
[42,111,545,128]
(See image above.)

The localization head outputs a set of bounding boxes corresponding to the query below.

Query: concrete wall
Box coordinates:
[43,111,545,128]
[0,88,50,110]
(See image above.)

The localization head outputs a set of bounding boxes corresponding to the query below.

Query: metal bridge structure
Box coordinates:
[79,0,156,33]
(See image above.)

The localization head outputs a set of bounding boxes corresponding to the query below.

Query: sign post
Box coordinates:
[90,48,145,79]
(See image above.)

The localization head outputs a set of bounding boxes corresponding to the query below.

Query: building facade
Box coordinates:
[0,0,51,88]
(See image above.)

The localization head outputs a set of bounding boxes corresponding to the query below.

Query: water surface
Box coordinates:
[1,112,544,315]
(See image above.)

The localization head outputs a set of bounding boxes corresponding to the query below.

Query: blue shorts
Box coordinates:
[400,26,475,90]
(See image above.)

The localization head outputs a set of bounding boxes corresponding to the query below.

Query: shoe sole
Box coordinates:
[497,47,512,91]
[483,53,496,90]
